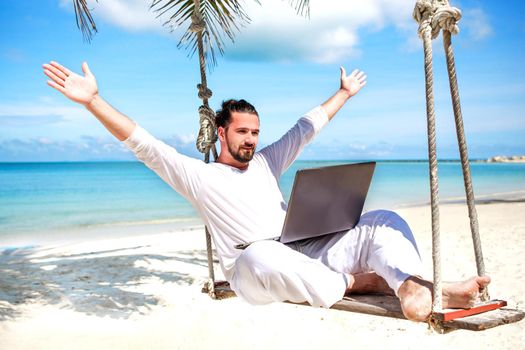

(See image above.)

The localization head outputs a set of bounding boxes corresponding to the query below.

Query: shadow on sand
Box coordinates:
[0,245,213,321]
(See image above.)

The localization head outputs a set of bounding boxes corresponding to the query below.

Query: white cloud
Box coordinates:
[85,0,173,34]
[225,0,415,63]
[59,0,70,9]
[402,32,423,53]
[175,133,197,145]
[461,7,493,41]
[0,136,133,161]
[0,132,203,161]
[0,100,90,125]
[61,1,491,62]
[60,0,493,63]
[37,137,54,145]
[66,0,415,63]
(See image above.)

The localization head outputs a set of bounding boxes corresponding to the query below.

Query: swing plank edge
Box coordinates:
[333,295,406,319]
[332,296,525,331]
[202,281,524,331]
[202,280,236,299]
[433,299,507,322]
[439,308,525,331]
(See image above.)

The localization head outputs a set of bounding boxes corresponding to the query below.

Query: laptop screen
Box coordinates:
[279,162,375,244]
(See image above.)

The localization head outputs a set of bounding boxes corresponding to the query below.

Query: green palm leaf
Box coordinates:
[72,0,98,41]
[151,0,254,66]
[72,0,310,65]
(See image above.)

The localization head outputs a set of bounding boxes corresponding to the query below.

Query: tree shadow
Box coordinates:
[0,245,214,321]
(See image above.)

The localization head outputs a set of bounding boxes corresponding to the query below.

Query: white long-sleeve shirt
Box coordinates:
[123,106,329,280]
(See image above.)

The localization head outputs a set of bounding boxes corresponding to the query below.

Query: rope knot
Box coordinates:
[189,13,205,33]
[413,0,433,24]
[413,0,434,38]
[196,105,217,153]
[197,83,213,100]
[432,6,461,36]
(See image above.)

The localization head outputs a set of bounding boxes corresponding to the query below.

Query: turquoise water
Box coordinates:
[1,161,524,240]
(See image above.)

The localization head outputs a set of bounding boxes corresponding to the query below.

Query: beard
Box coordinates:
[227,142,255,163]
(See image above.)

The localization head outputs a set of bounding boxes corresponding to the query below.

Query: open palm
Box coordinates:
[43,61,98,105]
[340,67,367,98]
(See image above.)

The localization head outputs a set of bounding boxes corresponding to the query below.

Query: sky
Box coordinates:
[0,0,524,161]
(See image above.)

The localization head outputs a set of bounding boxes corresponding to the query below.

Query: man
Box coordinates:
[43,61,490,322]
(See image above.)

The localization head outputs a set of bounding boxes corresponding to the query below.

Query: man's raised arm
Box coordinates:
[43,61,135,141]
[321,67,367,121]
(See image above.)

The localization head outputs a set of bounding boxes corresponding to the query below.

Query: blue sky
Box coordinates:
[0,0,524,161]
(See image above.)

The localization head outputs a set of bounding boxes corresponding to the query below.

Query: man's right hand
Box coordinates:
[43,61,98,106]
[42,61,135,141]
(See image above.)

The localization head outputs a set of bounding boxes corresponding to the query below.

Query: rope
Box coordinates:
[413,0,434,38]
[413,0,443,312]
[414,0,490,316]
[192,0,218,298]
[433,6,461,35]
[441,21,489,302]
[204,226,216,297]
[189,12,206,33]
[198,83,213,100]
[196,105,218,158]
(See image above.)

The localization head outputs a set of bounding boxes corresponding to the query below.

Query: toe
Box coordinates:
[477,275,491,288]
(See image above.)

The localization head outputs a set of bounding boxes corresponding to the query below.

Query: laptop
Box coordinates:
[234,161,376,249]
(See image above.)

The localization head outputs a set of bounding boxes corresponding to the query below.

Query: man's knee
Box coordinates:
[234,240,295,284]
[361,209,407,228]
[232,240,296,304]
[361,210,423,288]
[236,240,287,270]
[362,210,414,241]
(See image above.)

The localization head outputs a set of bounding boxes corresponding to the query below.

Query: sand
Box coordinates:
[1,200,524,350]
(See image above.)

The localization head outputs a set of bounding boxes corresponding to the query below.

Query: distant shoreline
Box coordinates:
[394,190,525,209]
[486,155,525,163]
[2,157,525,164]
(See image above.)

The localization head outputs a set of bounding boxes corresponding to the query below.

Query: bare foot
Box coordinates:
[397,275,491,322]
[346,272,395,296]
[398,276,433,321]
[443,276,491,309]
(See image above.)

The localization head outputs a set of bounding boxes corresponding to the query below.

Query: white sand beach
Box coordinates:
[1,200,524,350]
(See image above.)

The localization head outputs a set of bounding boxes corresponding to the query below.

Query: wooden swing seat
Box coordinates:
[336,296,524,331]
[203,281,525,332]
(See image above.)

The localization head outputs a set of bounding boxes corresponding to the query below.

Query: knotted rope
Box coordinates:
[413,0,443,312]
[189,12,206,33]
[414,0,436,38]
[191,0,219,298]
[439,8,489,302]
[433,5,461,35]
[198,83,213,100]
[413,0,489,316]
[196,105,218,159]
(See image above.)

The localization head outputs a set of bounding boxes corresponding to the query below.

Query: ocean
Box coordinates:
[1,160,524,246]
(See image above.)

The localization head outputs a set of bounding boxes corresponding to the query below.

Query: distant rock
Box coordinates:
[487,155,525,163]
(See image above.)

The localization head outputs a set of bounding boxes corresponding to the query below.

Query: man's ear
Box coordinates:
[217,126,226,142]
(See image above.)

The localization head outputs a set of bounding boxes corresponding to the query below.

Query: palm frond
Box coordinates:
[151,0,310,66]
[287,0,310,17]
[151,0,253,67]
[69,0,311,65]
[72,0,98,42]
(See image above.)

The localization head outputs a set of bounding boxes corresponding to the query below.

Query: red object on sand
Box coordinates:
[433,300,508,322]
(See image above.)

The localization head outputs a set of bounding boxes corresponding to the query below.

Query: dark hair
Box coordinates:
[215,99,259,128]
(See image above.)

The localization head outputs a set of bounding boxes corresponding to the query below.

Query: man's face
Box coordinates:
[219,111,260,165]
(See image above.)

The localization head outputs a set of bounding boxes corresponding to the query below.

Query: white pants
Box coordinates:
[230,210,423,308]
